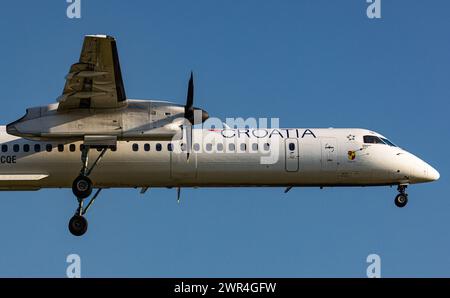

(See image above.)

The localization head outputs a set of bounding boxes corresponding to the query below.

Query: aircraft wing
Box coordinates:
[57,35,127,110]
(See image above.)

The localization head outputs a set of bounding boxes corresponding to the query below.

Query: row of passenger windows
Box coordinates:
[0,144,118,153]
[0,142,272,153]
[131,142,272,152]
[0,137,395,153]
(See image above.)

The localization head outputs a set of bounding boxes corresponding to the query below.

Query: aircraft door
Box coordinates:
[285,138,299,172]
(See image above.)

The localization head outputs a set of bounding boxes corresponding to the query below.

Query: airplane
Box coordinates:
[3,35,440,236]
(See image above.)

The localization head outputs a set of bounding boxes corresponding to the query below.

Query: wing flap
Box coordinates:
[58,35,127,110]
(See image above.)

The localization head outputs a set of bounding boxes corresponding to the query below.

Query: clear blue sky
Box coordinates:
[0,0,448,277]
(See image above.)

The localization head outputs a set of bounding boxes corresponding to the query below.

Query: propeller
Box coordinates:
[181,72,208,159]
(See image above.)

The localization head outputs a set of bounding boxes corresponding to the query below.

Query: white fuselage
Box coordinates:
[0,126,439,190]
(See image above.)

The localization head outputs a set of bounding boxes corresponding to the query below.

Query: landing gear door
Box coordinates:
[285,138,299,172]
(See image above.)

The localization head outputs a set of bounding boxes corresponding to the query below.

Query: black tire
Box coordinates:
[68,215,88,236]
[72,175,93,199]
[395,193,408,208]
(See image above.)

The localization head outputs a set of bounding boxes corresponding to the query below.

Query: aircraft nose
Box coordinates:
[414,160,440,183]
[427,165,440,181]
[399,152,440,183]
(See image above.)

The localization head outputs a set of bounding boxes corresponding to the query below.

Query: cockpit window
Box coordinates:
[381,138,397,147]
[363,135,385,144]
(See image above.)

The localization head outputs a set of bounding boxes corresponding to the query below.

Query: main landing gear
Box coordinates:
[69,144,110,236]
[68,188,102,236]
[394,185,408,208]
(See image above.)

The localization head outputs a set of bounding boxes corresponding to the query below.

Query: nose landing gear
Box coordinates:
[394,185,408,208]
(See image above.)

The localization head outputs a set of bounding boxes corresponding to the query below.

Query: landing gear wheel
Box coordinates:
[72,175,93,199]
[68,215,88,236]
[395,193,408,208]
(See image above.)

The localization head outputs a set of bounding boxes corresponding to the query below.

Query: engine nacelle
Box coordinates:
[6,100,208,141]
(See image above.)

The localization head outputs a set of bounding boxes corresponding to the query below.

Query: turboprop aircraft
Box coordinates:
[4,35,440,236]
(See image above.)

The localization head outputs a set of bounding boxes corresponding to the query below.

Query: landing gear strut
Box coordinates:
[69,144,110,236]
[394,185,408,208]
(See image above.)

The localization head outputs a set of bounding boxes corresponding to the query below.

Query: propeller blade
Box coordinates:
[184,72,194,123]
[183,72,195,159]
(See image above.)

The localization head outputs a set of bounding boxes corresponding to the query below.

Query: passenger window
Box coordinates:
[167,144,173,151]
[13,144,19,152]
[363,135,384,144]
[180,143,186,152]
[58,144,64,152]
[156,143,162,151]
[240,143,247,152]
[229,143,236,151]
[132,144,139,152]
[34,144,41,152]
[252,143,258,151]
[23,144,30,152]
[46,144,52,152]
[217,143,224,151]
[264,143,270,151]
[206,143,212,152]
[1,144,7,153]
[144,143,150,152]
[193,143,200,152]
[289,143,295,151]
[69,144,76,152]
